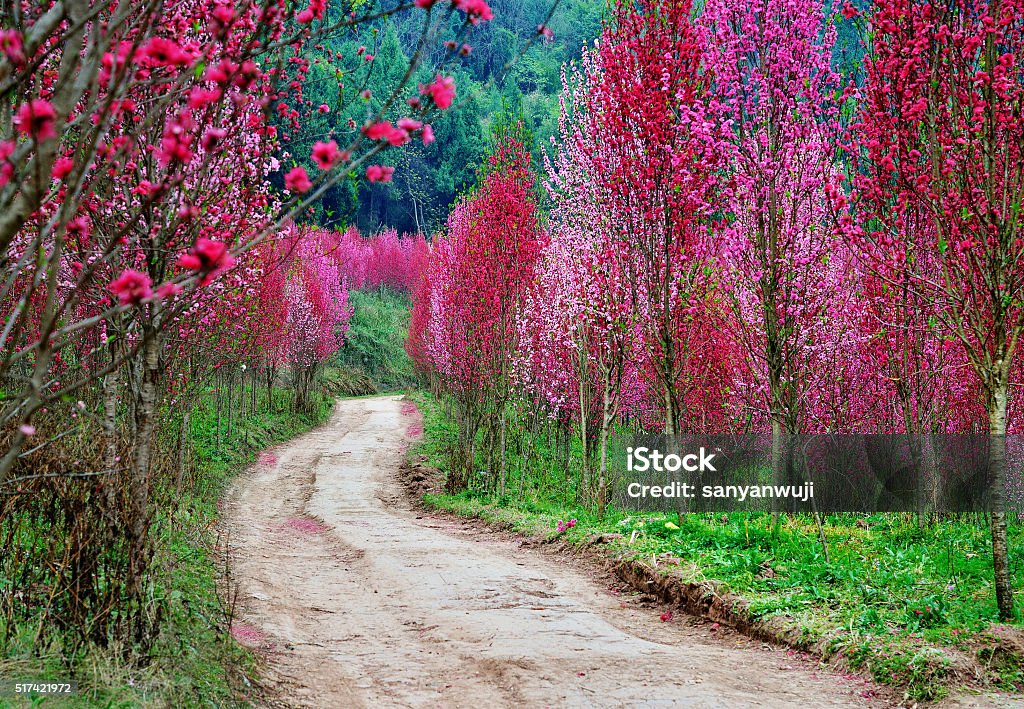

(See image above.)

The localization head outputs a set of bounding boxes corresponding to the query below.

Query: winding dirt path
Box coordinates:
[223,395,885,708]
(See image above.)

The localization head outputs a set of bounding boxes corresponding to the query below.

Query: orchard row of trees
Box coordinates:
[0,220,431,649]
[0,0,501,651]
[407,0,1024,619]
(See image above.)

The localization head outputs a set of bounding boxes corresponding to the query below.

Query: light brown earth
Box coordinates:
[222,395,1019,709]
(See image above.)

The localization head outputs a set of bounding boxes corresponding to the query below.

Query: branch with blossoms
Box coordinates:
[0,0,553,487]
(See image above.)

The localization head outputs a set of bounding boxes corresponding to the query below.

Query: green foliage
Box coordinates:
[281,0,604,234]
[0,387,332,707]
[335,289,414,391]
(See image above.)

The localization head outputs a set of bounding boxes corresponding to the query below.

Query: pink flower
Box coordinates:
[397,118,423,132]
[52,156,74,179]
[455,0,492,22]
[202,128,227,151]
[205,59,238,85]
[0,29,25,65]
[363,121,409,145]
[366,165,394,183]
[110,269,154,305]
[363,121,393,141]
[14,100,57,141]
[136,37,192,67]
[311,140,341,169]
[317,103,330,113]
[66,216,90,239]
[157,116,194,166]
[177,237,235,286]
[18,424,36,437]
[414,0,439,7]
[296,7,314,23]
[0,140,14,187]
[188,87,222,109]
[419,75,456,109]
[537,24,554,40]
[284,166,312,193]
[841,2,859,18]
[422,124,435,145]
[156,282,183,299]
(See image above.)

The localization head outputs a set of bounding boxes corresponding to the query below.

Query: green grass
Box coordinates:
[336,289,414,392]
[409,390,1024,701]
[0,388,333,708]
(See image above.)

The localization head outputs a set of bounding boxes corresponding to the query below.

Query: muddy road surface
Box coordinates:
[223,395,902,708]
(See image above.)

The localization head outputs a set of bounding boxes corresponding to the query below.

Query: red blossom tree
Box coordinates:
[589,0,729,435]
[424,132,545,492]
[849,0,1024,618]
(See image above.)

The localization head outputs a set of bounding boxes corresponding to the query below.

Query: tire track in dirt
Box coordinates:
[224,395,885,708]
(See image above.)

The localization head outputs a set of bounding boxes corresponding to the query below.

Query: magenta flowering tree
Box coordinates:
[282,238,352,410]
[702,0,854,489]
[589,0,729,435]
[422,135,545,492]
[848,0,1024,617]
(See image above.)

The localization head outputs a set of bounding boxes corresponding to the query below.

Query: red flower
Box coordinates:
[0,29,25,66]
[419,75,456,109]
[455,0,493,22]
[14,100,57,142]
[136,37,193,67]
[177,237,235,286]
[52,156,74,180]
[841,2,859,18]
[311,140,341,170]
[284,166,312,193]
[366,165,394,183]
[110,269,154,305]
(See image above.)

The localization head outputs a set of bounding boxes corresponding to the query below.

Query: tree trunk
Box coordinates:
[598,382,613,517]
[498,407,508,498]
[663,385,677,436]
[101,339,122,513]
[579,377,589,491]
[771,418,785,519]
[127,329,161,597]
[988,381,1015,620]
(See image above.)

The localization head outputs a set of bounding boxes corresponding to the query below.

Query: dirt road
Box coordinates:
[223,395,880,708]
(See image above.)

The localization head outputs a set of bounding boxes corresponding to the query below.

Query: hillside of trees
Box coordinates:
[276,0,604,233]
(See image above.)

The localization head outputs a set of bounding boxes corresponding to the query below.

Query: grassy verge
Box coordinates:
[0,388,332,708]
[334,289,414,393]
[408,390,1024,702]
